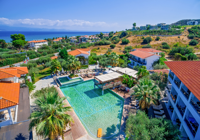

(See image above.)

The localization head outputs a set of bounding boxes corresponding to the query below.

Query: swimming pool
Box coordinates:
[58,77,83,85]
[60,80,124,139]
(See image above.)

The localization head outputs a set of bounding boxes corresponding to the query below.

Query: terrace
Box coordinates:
[170,88,178,103]
[184,111,199,137]
[174,77,181,89]
[176,98,186,116]
[167,100,174,118]
[190,95,200,115]
[181,84,191,100]
[169,71,174,80]
[173,113,181,128]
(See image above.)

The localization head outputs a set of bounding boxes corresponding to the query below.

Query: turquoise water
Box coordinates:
[58,77,83,85]
[60,80,124,139]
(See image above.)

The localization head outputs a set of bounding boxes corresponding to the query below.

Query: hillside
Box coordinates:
[89,27,200,55]
[171,19,200,26]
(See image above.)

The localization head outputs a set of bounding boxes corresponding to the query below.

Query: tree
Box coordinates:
[65,55,81,74]
[10,34,27,50]
[120,31,128,38]
[124,46,133,53]
[122,39,130,44]
[189,39,198,46]
[133,23,136,27]
[142,37,152,44]
[110,44,116,49]
[126,111,181,140]
[0,39,7,48]
[99,32,104,39]
[29,91,73,140]
[136,66,149,79]
[109,31,114,38]
[132,78,160,110]
[155,36,160,41]
[50,59,62,74]
[108,52,119,67]
[59,48,69,60]
[99,55,109,68]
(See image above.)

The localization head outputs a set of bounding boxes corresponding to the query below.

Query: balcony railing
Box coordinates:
[176,104,186,116]
[170,93,177,103]
[175,118,181,128]
[168,105,174,113]
[190,99,200,115]
[184,118,198,137]
[169,73,174,80]
[181,88,190,99]
[174,79,181,88]
[130,57,138,62]
[137,60,147,65]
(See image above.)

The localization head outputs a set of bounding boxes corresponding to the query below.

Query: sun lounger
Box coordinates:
[153,105,163,111]
[155,115,166,119]
[63,124,71,132]
[154,110,165,115]
[131,106,140,109]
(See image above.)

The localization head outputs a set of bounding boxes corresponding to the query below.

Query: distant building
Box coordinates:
[140,26,147,30]
[132,27,137,31]
[149,25,158,30]
[68,48,90,64]
[70,38,77,43]
[79,35,89,43]
[53,37,63,42]
[161,25,171,30]
[187,20,198,25]
[28,40,48,49]
[157,23,166,27]
[128,48,161,70]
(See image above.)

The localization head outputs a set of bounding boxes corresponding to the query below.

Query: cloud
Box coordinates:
[0,17,118,30]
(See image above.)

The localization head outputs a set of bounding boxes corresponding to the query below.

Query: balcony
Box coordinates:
[168,105,174,113]
[130,57,138,62]
[190,99,200,115]
[174,79,181,88]
[176,104,186,116]
[175,118,181,128]
[181,88,190,99]
[170,92,177,103]
[137,60,147,65]
[184,117,199,137]
[169,73,174,80]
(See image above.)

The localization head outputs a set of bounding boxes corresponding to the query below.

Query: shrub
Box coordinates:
[142,37,152,44]
[162,44,170,49]
[162,42,167,45]
[28,67,39,75]
[188,34,195,39]
[189,40,198,46]
[119,31,128,38]
[124,46,133,53]
[153,64,168,69]
[42,52,47,56]
[142,44,152,48]
[110,44,116,49]
[155,36,160,41]
[45,61,51,67]
[122,39,130,44]
[38,65,44,70]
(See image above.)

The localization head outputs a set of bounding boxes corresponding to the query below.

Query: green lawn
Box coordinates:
[35,67,52,82]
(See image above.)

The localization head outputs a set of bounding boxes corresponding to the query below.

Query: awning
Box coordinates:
[117,67,138,78]
[95,72,122,83]
[111,67,123,72]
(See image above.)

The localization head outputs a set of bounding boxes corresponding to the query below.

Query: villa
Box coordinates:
[28,39,48,49]
[157,23,166,27]
[68,48,90,64]
[79,35,89,43]
[53,37,63,42]
[161,25,171,30]
[128,48,161,70]
[0,67,30,140]
[187,20,199,25]
[165,61,200,140]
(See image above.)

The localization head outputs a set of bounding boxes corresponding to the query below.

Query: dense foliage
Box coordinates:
[125,111,181,140]
[132,29,182,35]
[188,26,200,39]
[119,31,128,38]
[142,37,152,44]
[122,39,130,44]
[162,42,170,49]
[189,39,198,46]
[110,44,116,49]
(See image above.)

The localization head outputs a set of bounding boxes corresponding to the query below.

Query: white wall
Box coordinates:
[29,42,48,49]
[146,55,160,70]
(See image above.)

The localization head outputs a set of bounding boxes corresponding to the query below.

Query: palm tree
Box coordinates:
[108,52,119,67]
[136,66,149,79]
[132,78,160,110]
[50,59,62,74]
[29,91,73,140]
[66,55,81,74]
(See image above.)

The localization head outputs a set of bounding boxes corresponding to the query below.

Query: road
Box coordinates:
[1,52,59,68]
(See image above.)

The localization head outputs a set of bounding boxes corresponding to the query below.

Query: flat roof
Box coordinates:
[165,61,200,100]
[117,68,138,78]
[95,72,122,83]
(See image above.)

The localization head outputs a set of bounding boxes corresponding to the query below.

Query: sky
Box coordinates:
[0,0,200,31]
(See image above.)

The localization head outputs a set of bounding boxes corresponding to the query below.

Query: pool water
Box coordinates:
[58,77,83,85]
[60,80,124,139]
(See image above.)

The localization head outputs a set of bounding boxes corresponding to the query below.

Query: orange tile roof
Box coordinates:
[0,83,20,109]
[28,40,47,43]
[51,56,58,60]
[68,49,90,56]
[129,50,155,59]
[11,67,28,75]
[165,61,200,100]
[53,37,63,42]
[149,69,169,74]
[0,69,21,79]
[135,48,162,53]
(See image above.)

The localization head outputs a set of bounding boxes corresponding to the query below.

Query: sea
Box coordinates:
[0,31,107,43]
